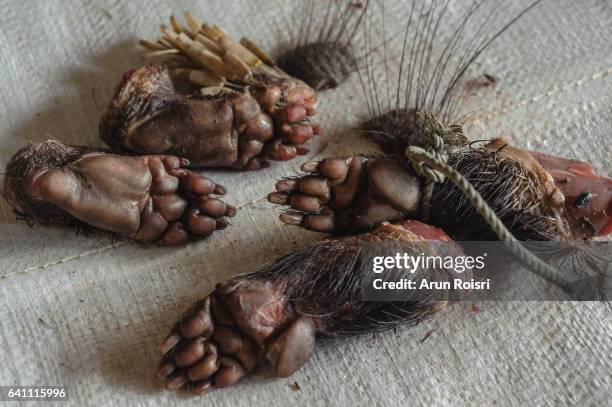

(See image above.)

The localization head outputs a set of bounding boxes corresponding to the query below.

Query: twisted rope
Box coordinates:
[410,112,468,220]
[405,142,573,290]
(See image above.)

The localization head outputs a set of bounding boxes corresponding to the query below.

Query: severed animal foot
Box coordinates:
[100,66,321,170]
[269,142,612,241]
[268,156,422,234]
[157,278,316,393]
[157,220,459,394]
[4,140,236,245]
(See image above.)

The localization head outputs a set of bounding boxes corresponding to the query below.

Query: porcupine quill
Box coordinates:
[155,2,610,393]
[274,0,366,91]
[357,0,546,153]
[354,0,605,241]
[268,0,611,289]
[110,13,321,170]
[274,0,412,92]
[352,0,611,283]
[346,0,587,244]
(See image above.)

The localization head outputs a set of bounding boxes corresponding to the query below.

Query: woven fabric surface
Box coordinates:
[0,0,610,406]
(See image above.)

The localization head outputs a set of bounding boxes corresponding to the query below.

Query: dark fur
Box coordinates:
[351,1,567,242]
[362,108,424,156]
[278,42,355,91]
[276,0,364,91]
[357,0,544,156]
[431,147,571,242]
[236,232,465,337]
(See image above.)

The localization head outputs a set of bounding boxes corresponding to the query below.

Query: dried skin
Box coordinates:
[269,139,612,240]
[270,157,421,233]
[158,280,313,392]
[100,66,321,170]
[4,140,236,245]
[157,220,461,394]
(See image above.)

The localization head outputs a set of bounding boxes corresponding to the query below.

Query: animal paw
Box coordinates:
[268,156,422,234]
[4,141,236,245]
[253,77,322,162]
[157,279,316,393]
[101,66,322,170]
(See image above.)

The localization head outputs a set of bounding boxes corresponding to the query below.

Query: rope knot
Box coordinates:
[402,117,572,291]
[406,112,467,220]
[409,112,467,185]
